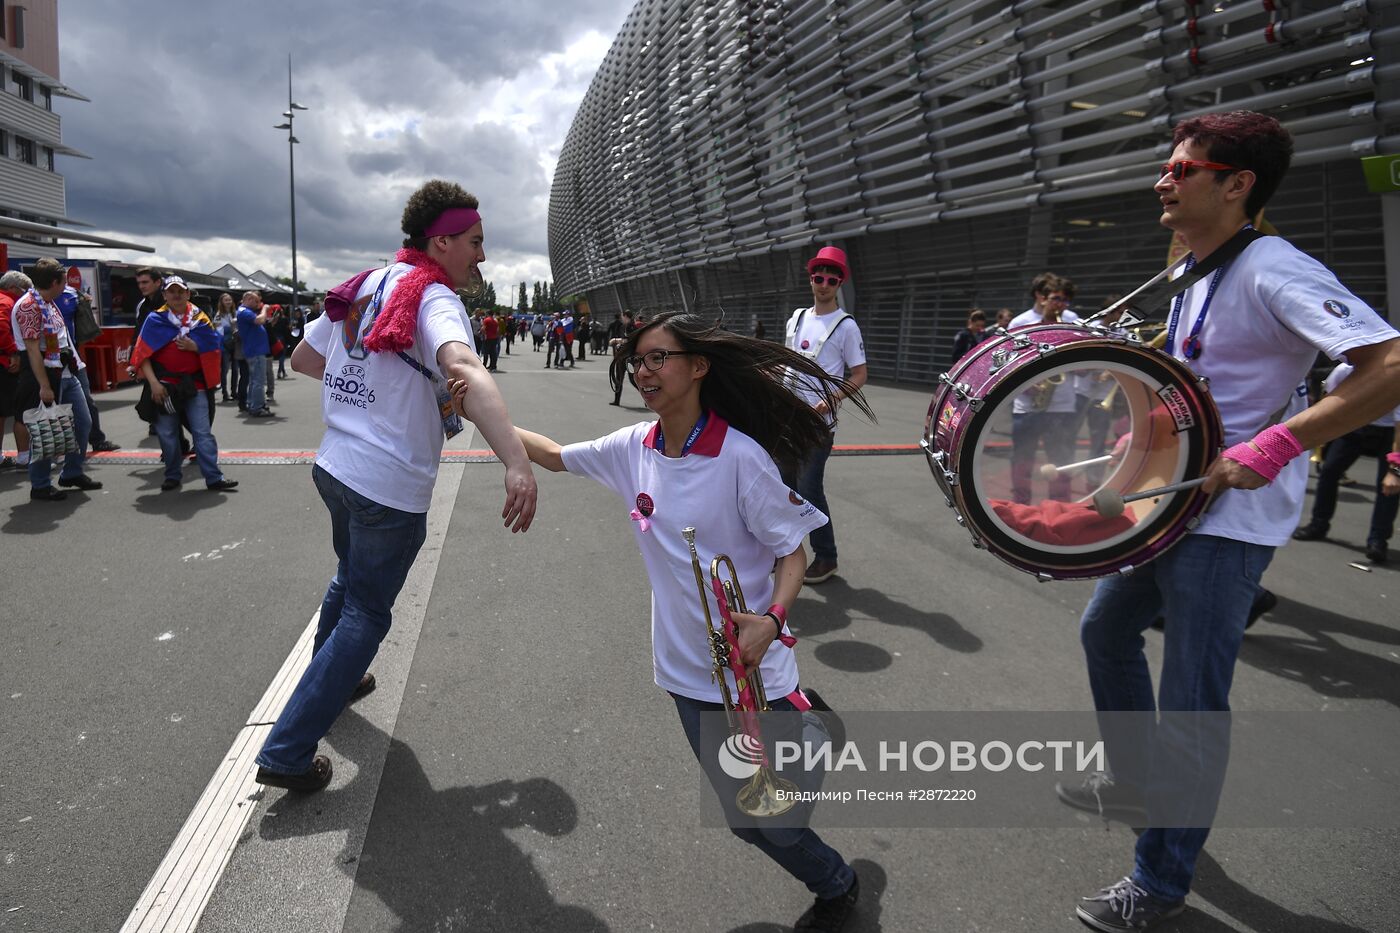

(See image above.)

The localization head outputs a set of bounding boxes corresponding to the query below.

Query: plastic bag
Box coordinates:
[22,402,78,461]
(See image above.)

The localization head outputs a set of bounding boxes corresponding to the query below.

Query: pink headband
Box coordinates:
[424,207,482,238]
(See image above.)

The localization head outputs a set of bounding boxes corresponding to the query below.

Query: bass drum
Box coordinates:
[921,324,1223,580]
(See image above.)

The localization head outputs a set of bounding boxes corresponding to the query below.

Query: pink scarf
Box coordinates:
[360,247,455,354]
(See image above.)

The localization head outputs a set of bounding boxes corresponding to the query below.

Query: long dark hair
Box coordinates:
[611,311,874,474]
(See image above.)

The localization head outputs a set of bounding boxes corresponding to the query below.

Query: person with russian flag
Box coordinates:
[131,276,238,492]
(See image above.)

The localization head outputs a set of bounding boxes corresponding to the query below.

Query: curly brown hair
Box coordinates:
[400,180,479,250]
[610,311,875,475]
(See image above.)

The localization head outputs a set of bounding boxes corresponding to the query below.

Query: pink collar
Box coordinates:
[643,412,729,457]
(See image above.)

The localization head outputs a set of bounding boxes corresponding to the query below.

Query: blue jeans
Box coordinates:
[256,465,428,775]
[245,354,267,411]
[74,366,107,445]
[671,692,853,899]
[1306,427,1399,546]
[28,372,90,489]
[155,390,223,484]
[1078,533,1274,901]
[792,430,837,561]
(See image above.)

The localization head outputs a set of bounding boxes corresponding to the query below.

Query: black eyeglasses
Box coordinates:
[1159,159,1239,181]
[625,349,699,373]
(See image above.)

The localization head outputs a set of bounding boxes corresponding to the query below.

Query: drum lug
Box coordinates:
[938,372,976,404]
[1035,572,1053,583]
[1116,564,1136,576]
[925,442,959,489]
[989,348,1013,372]
[1186,516,1201,530]
[1036,343,1055,358]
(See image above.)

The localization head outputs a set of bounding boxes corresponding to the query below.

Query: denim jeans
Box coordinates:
[1078,533,1274,901]
[245,354,267,411]
[256,465,429,775]
[155,390,223,484]
[790,430,837,561]
[1306,427,1399,546]
[28,371,90,488]
[671,692,853,899]
[74,366,107,445]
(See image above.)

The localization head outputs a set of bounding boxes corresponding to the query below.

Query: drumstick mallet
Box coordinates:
[1092,477,1208,518]
[1040,454,1115,479]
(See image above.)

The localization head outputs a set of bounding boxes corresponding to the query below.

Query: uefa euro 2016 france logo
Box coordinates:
[1323,299,1350,318]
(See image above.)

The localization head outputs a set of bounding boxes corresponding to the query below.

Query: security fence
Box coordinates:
[549,0,1398,383]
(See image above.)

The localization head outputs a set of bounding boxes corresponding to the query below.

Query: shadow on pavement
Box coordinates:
[727,858,886,933]
[1237,594,1400,707]
[3,491,85,533]
[796,577,984,655]
[261,733,606,931]
[1188,849,1372,933]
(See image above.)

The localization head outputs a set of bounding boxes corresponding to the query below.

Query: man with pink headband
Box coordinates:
[254,179,537,793]
[1063,112,1400,933]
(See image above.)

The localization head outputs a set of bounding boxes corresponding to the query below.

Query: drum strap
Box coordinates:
[1083,227,1265,328]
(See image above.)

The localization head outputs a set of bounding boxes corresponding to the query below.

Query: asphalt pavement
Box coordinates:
[2,344,1396,933]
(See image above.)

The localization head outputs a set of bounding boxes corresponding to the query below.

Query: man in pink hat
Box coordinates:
[783,245,867,584]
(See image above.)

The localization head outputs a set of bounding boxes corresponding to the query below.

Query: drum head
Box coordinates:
[936,340,1221,580]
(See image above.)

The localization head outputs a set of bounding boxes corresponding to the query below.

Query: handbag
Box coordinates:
[23,402,79,461]
[73,294,102,346]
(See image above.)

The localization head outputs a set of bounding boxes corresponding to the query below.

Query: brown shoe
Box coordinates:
[255,755,333,793]
[804,558,838,585]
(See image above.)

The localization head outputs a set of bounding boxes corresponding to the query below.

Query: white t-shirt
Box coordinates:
[561,416,828,703]
[306,263,476,513]
[1010,307,1081,413]
[1168,236,1397,545]
[784,306,866,426]
[1322,363,1400,429]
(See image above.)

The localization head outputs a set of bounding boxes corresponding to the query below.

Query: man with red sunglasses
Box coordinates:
[1065,111,1400,933]
[783,245,867,585]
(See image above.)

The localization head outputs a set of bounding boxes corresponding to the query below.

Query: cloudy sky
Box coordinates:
[55,0,636,296]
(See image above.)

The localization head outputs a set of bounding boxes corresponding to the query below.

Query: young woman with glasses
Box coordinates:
[465,311,873,931]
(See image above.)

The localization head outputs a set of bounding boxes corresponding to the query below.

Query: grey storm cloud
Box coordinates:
[52,0,634,281]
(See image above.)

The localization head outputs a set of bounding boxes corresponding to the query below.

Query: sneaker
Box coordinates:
[160,479,181,492]
[254,755,333,793]
[1076,877,1184,932]
[58,473,103,491]
[249,408,274,418]
[1292,522,1327,541]
[795,872,859,932]
[90,439,121,453]
[206,479,239,491]
[29,485,67,501]
[804,558,839,585]
[348,672,376,705]
[16,451,30,466]
[1055,771,1146,822]
[1366,541,1388,564]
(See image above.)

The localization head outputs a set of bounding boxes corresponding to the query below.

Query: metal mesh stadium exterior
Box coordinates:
[547,0,1399,383]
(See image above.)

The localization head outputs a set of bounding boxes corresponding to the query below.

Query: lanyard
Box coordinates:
[1165,225,1250,362]
[655,411,709,457]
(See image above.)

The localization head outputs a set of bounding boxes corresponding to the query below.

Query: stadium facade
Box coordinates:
[548,0,1399,383]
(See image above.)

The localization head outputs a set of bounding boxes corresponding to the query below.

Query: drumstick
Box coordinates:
[1092,477,1208,518]
[1040,454,1115,479]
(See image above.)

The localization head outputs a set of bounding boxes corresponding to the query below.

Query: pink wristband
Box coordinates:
[1221,423,1304,483]
[1388,452,1400,467]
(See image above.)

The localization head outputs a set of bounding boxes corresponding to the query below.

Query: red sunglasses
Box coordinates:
[1159,159,1239,181]
[810,273,844,287]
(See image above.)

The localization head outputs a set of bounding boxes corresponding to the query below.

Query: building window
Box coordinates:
[12,5,23,49]
[0,2,6,41]
[0,132,8,158]
[43,145,53,171]
[42,85,51,110]
[13,71,31,102]
[15,135,34,165]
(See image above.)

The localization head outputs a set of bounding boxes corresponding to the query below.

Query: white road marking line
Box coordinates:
[119,436,474,933]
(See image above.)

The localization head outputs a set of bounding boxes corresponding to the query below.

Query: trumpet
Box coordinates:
[682,527,798,818]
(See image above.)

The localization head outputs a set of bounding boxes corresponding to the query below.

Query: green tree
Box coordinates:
[517,282,528,316]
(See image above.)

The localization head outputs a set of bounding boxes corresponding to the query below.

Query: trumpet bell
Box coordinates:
[737,767,799,818]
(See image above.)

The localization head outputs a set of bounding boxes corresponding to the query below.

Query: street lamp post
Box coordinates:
[273,55,308,322]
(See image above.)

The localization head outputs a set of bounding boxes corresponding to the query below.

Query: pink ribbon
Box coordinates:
[628,509,651,533]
